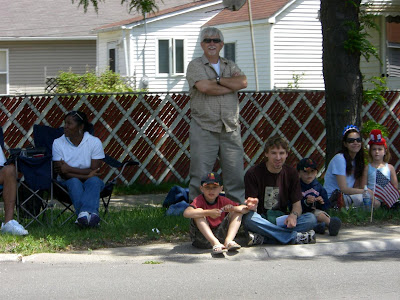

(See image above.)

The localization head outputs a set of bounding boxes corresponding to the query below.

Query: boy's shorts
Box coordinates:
[190,214,230,249]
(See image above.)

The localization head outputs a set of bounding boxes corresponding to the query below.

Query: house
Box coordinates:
[0,0,182,95]
[94,0,400,92]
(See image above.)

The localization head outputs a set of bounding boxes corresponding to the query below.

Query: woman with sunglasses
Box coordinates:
[323,125,368,209]
[52,111,105,227]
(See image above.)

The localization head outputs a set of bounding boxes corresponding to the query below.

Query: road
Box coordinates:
[2,251,400,299]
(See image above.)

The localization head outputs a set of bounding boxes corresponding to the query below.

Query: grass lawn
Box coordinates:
[1,182,400,256]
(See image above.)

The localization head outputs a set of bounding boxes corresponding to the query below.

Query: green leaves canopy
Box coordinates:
[72,0,158,15]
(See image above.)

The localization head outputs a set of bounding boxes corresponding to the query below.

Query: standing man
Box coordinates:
[186,27,247,204]
[244,135,317,245]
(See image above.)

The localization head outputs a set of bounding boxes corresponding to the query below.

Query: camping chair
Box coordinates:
[33,124,139,225]
[15,150,53,227]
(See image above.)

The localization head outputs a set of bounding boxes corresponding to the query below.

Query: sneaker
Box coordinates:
[88,213,100,228]
[76,211,90,227]
[328,217,342,236]
[247,231,264,246]
[314,222,326,234]
[296,230,316,244]
[1,220,29,236]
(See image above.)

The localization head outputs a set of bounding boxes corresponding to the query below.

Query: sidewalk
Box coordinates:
[1,194,400,263]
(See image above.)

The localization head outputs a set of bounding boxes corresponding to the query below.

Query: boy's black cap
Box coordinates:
[297,158,317,171]
[201,172,222,186]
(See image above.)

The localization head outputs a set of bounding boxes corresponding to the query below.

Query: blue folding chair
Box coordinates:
[16,152,53,227]
[33,124,139,225]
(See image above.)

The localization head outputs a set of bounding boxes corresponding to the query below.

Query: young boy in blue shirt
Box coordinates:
[297,158,341,236]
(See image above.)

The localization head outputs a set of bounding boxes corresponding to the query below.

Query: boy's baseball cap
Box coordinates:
[297,158,317,171]
[201,172,222,186]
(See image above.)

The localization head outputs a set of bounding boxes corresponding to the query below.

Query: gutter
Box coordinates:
[0,36,96,41]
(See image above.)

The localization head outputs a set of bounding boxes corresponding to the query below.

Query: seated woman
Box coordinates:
[323,125,369,209]
[52,111,105,227]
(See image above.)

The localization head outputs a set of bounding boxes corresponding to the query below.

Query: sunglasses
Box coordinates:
[202,38,222,44]
[346,137,362,143]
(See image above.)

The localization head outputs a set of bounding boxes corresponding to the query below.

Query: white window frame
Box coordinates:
[156,38,185,76]
[107,42,118,73]
[0,49,9,95]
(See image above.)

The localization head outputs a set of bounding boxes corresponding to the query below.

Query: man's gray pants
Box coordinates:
[189,119,245,204]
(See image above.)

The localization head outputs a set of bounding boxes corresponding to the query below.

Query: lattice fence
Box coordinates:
[1,91,399,185]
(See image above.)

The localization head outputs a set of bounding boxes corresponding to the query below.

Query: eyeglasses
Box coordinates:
[202,38,222,44]
[346,137,362,143]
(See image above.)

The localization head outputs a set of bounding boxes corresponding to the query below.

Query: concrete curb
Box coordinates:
[3,237,399,264]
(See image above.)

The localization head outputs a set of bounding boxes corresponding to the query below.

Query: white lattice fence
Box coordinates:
[1,91,399,185]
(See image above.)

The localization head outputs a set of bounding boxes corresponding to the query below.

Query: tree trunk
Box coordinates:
[320,0,364,166]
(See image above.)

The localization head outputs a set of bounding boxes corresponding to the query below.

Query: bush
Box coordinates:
[56,70,134,93]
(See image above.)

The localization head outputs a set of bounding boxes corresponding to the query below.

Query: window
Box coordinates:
[224,43,236,62]
[386,21,400,77]
[157,38,185,75]
[0,49,8,95]
[107,42,118,73]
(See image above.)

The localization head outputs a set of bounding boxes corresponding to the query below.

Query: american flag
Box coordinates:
[375,170,400,208]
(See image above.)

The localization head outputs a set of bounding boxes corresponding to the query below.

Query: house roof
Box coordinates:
[94,0,220,32]
[205,0,290,26]
[0,0,181,39]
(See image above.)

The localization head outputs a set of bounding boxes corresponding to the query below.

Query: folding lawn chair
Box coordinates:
[33,124,139,225]
[15,150,53,227]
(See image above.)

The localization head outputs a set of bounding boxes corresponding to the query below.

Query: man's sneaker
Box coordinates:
[1,220,29,236]
[314,222,326,234]
[88,213,100,228]
[76,211,90,227]
[247,231,264,246]
[328,217,342,236]
[296,230,316,244]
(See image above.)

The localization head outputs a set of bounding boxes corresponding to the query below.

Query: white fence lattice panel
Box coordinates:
[1,91,399,184]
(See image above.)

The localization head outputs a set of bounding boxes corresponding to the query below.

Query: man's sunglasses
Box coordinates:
[346,137,362,143]
[203,38,222,44]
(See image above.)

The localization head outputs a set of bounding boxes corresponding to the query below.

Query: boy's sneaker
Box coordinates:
[296,230,316,244]
[328,217,342,236]
[76,211,90,227]
[314,222,326,234]
[1,220,29,236]
[247,231,264,246]
[88,213,100,228]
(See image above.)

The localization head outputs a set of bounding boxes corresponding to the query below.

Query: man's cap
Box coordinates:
[297,158,318,171]
[201,172,222,186]
[368,129,387,148]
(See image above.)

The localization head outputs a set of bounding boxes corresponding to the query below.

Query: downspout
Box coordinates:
[248,0,259,91]
[141,13,149,88]
[122,28,130,76]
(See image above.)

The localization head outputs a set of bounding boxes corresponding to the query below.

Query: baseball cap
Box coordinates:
[297,158,317,171]
[201,172,222,186]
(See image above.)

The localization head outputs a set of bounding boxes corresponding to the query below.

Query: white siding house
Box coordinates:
[96,0,324,92]
[95,0,400,93]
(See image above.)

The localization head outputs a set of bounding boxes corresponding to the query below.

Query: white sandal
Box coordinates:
[212,244,227,254]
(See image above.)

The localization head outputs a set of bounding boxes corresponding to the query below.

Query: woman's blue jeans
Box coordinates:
[58,177,104,215]
[243,211,317,244]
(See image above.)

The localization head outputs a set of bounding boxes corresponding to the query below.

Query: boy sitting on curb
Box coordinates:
[297,158,341,236]
[183,172,249,254]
